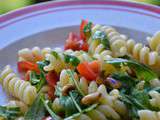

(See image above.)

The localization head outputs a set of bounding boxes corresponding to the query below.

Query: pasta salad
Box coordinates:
[0,20,160,120]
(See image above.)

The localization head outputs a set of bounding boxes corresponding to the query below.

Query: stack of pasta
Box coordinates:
[0,20,160,120]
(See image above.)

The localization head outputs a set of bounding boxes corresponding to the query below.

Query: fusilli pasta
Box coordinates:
[0,65,37,105]
[18,46,51,62]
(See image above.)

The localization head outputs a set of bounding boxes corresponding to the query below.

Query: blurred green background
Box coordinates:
[0,0,160,15]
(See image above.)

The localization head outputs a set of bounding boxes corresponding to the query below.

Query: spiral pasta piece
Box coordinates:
[59,69,79,87]
[78,78,127,120]
[0,65,37,105]
[64,49,93,62]
[148,31,160,53]
[138,110,160,120]
[88,24,127,57]
[7,100,28,113]
[149,90,160,109]
[18,46,51,62]
[126,39,160,67]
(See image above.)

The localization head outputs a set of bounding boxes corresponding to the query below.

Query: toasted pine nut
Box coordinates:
[81,92,101,105]
[62,84,75,96]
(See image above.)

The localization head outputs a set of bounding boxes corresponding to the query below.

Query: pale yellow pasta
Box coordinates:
[138,110,160,120]
[44,53,65,73]
[149,90,160,109]
[148,31,160,53]
[126,39,160,67]
[18,46,51,62]
[64,49,92,62]
[59,69,79,87]
[89,24,127,57]
[0,65,37,105]
[52,98,63,113]
[7,100,28,113]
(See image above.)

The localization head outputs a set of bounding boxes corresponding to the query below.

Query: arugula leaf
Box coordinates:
[51,51,59,59]
[0,106,21,120]
[111,72,137,94]
[37,60,49,73]
[30,71,40,85]
[69,90,83,113]
[64,54,80,66]
[29,71,46,92]
[107,58,158,82]
[24,94,45,120]
[41,97,62,120]
[92,30,110,49]
[66,70,85,96]
[83,22,92,40]
[64,104,98,120]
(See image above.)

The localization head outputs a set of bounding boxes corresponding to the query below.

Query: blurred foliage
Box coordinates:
[131,0,160,5]
[0,0,159,15]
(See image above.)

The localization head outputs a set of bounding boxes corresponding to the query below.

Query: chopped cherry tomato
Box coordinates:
[46,70,59,87]
[48,85,55,100]
[89,60,100,74]
[64,32,89,52]
[17,61,40,73]
[64,32,81,51]
[24,70,31,81]
[42,116,52,120]
[80,19,88,41]
[81,42,89,51]
[77,62,98,81]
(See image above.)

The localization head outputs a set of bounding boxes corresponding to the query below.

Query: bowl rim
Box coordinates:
[0,0,160,25]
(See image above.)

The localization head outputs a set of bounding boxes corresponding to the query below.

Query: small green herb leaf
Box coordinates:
[83,22,92,40]
[107,58,158,82]
[64,54,80,66]
[24,94,45,120]
[41,97,62,120]
[92,30,110,49]
[51,51,59,59]
[0,106,21,120]
[66,70,85,96]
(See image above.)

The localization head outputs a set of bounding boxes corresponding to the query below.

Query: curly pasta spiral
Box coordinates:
[89,24,127,57]
[0,65,37,105]
[138,110,160,120]
[18,46,51,62]
[7,100,28,113]
[148,31,160,53]
[149,90,160,109]
[64,49,93,62]
[77,78,127,120]
[43,52,66,73]
[59,69,79,87]
[126,39,160,67]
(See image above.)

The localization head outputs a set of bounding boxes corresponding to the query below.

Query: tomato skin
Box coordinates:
[46,70,59,87]
[17,61,40,73]
[64,32,81,51]
[48,85,55,100]
[89,60,100,74]
[64,32,89,52]
[81,42,89,51]
[77,62,98,81]
[80,19,88,41]
[24,70,31,81]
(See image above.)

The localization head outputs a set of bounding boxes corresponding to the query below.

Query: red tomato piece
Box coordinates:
[81,42,89,51]
[64,32,81,51]
[46,70,59,87]
[17,61,40,73]
[80,19,88,41]
[89,60,100,74]
[48,85,55,100]
[77,62,97,81]
[24,70,31,81]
